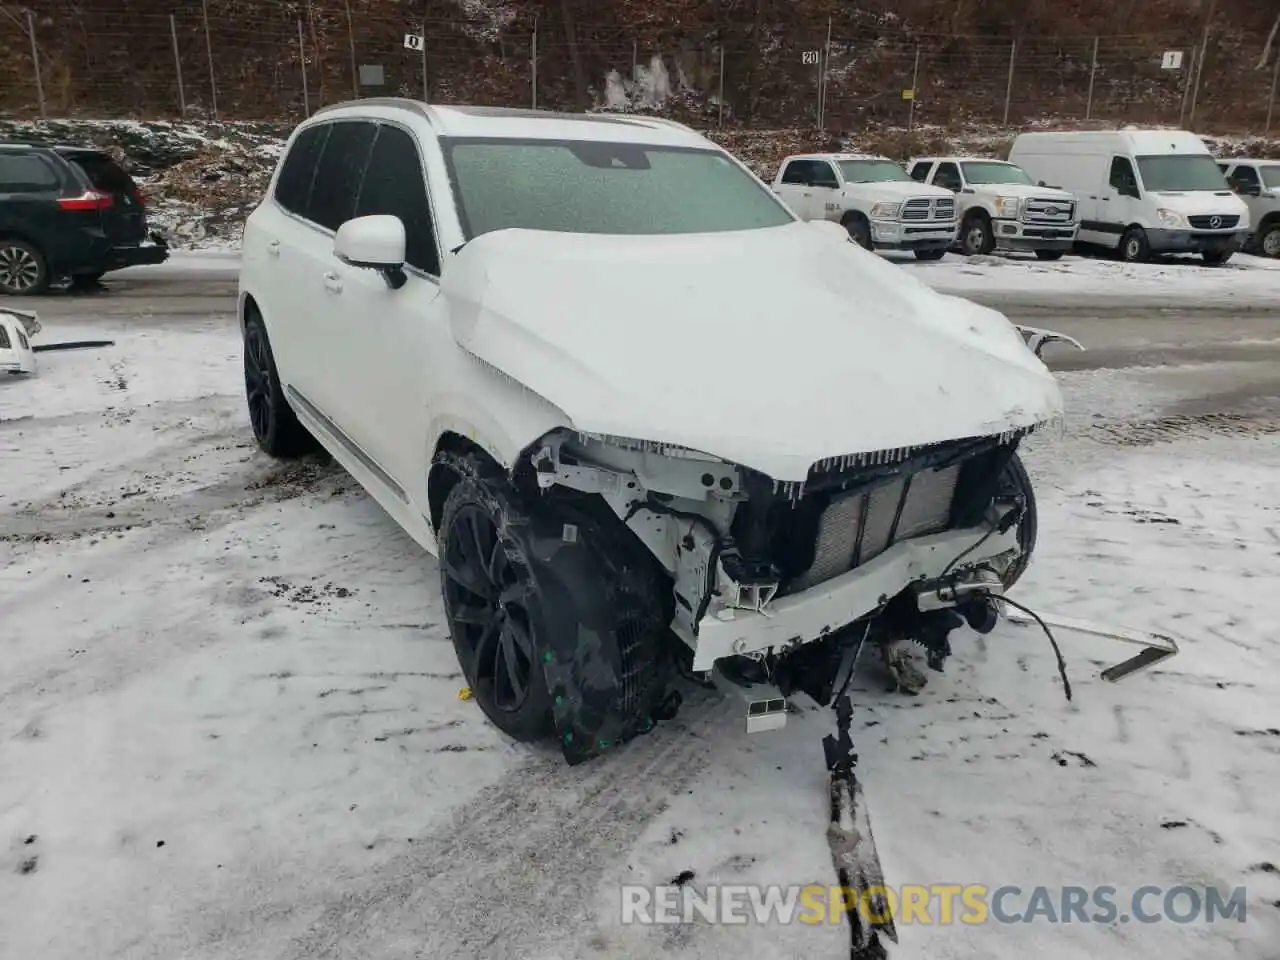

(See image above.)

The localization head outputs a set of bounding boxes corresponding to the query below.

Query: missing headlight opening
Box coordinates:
[525,423,1054,715]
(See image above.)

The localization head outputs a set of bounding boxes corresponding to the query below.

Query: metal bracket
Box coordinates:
[1001,609,1180,681]
[1014,324,1084,360]
[710,666,788,733]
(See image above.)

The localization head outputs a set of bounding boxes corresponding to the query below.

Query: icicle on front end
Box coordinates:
[823,695,898,959]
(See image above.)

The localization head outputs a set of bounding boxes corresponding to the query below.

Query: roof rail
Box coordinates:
[312,97,434,126]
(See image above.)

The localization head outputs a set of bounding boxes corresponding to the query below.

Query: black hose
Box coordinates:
[992,594,1073,702]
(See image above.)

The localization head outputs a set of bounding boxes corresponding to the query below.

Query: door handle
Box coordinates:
[267,240,280,258]
[323,272,342,294]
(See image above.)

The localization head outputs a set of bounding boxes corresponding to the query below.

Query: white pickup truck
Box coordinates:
[1218,159,1280,257]
[771,153,958,260]
[907,156,1079,260]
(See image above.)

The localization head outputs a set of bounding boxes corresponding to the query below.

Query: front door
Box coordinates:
[333,122,450,504]
[1096,155,1142,250]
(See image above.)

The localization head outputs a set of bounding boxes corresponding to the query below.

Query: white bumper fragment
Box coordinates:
[0,310,38,376]
[681,520,1021,671]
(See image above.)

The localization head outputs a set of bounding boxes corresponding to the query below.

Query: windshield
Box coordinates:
[441,138,795,238]
[960,161,1034,185]
[1136,155,1228,192]
[837,159,913,183]
[1261,166,1280,190]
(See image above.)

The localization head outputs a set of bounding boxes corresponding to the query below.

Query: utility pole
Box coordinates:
[1188,0,1216,126]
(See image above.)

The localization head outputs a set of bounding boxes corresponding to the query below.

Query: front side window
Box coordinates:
[961,161,1034,186]
[1110,156,1139,197]
[1135,154,1229,192]
[307,120,377,231]
[355,125,440,275]
[442,138,795,239]
[1227,165,1261,193]
[838,159,913,183]
[933,162,962,190]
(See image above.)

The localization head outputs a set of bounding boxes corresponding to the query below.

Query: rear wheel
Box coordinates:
[242,312,315,457]
[913,248,946,261]
[1034,249,1064,261]
[439,461,553,741]
[0,240,48,295]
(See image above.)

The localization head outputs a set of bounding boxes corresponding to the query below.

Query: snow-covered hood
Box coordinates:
[1146,190,1249,219]
[441,220,1063,482]
[844,180,953,201]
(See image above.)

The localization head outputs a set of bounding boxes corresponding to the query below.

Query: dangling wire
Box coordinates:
[992,594,1072,702]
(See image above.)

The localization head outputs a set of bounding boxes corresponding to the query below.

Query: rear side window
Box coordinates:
[308,121,377,231]
[65,153,136,193]
[0,153,60,191]
[355,125,440,275]
[274,124,330,218]
[909,162,931,182]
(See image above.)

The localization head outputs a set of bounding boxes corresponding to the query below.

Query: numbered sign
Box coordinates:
[1161,50,1183,70]
[801,50,820,65]
[404,33,424,51]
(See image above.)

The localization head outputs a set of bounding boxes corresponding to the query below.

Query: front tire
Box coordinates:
[913,248,947,261]
[1258,222,1280,258]
[1119,226,1149,263]
[242,312,315,458]
[959,214,994,256]
[997,452,1038,590]
[438,458,553,742]
[1034,249,1064,261]
[0,239,48,295]
[843,214,872,249]
[1202,248,1233,265]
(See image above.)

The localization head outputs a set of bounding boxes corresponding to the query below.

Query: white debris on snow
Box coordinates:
[2,314,1279,959]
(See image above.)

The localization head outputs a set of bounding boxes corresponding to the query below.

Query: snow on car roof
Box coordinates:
[311,98,712,147]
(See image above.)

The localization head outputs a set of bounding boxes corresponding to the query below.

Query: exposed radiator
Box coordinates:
[788,463,962,592]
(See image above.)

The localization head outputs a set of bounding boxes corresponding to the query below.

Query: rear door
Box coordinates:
[0,149,65,247]
[58,150,147,246]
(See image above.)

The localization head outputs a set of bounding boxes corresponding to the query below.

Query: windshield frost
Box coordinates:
[1136,155,1229,192]
[837,159,913,183]
[443,139,795,238]
[960,162,1034,186]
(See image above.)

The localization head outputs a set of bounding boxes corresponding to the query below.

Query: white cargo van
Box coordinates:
[1008,129,1250,264]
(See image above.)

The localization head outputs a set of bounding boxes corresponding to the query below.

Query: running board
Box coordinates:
[1001,609,1180,680]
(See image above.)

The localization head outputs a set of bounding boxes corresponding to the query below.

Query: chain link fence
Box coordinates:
[2,2,1277,135]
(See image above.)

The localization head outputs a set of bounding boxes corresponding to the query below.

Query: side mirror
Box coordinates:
[334,215,408,289]
[1038,180,1047,187]
[1244,183,1262,197]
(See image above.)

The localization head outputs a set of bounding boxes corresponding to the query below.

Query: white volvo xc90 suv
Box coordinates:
[238,99,1063,765]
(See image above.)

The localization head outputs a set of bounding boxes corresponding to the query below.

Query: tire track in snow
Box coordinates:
[275,690,734,960]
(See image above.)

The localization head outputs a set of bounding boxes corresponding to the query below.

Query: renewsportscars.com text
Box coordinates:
[620,883,1249,926]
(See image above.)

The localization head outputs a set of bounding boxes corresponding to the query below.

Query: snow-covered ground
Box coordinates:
[2,312,1280,959]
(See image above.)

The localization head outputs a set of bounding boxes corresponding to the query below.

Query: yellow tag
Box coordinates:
[457,687,473,701]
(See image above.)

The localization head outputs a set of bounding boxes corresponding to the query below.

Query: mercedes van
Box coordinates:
[1008,129,1250,264]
